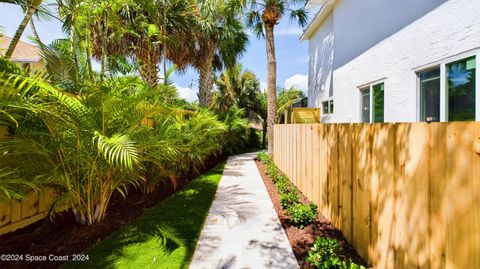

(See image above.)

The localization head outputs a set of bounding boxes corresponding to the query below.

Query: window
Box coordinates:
[322,101,329,114]
[361,87,370,122]
[329,100,334,114]
[417,55,476,122]
[447,56,476,121]
[373,83,384,122]
[322,99,334,114]
[360,82,384,123]
[419,68,440,122]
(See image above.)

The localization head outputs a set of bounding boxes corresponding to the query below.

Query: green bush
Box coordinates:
[266,164,278,178]
[273,174,288,184]
[276,179,291,194]
[256,152,270,164]
[247,128,261,148]
[306,237,366,269]
[280,190,300,209]
[287,203,318,229]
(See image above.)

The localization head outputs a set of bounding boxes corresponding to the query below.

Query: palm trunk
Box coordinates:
[30,19,43,50]
[265,24,277,156]
[5,0,42,59]
[262,121,267,149]
[198,49,215,107]
[139,59,159,87]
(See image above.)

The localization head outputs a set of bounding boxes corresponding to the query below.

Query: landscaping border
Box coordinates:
[255,157,368,268]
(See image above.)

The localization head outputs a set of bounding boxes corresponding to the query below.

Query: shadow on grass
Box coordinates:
[61,162,226,269]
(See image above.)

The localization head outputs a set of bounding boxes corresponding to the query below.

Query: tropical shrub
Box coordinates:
[275,178,291,194]
[217,106,250,155]
[256,152,270,164]
[266,164,278,178]
[306,237,366,269]
[287,203,318,229]
[247,128,261,148]
[0,59,233,224]
[280,190,300,209]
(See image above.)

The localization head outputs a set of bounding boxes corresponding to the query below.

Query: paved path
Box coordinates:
[189,152,299,269]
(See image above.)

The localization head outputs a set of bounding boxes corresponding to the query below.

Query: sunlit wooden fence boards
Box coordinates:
[273,123,480,269]
[0,188,58,235]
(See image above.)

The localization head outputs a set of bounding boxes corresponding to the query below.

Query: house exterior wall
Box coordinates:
[308,14,334,121]
[307,0,480,123]
[29,60,45,72]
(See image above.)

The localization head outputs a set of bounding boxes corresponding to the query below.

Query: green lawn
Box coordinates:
[62,162,225,269]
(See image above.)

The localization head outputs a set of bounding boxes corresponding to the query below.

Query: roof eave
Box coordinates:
[305,0,328,9]
[301,1,336,41]
[11,57,42,63]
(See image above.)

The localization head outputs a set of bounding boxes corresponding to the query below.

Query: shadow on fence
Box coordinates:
[273,122,480,269]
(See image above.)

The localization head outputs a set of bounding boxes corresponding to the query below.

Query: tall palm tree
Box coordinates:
[3,0,44,58]
[192,0,249,106]
[246,0,307,155]
[86,0,195,87]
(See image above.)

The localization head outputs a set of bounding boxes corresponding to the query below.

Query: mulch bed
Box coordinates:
[255,160,368,269]
[0,154,227,269]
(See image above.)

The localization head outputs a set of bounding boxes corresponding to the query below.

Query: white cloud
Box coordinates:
[260,81,268,93]
[175,84,198,103]
[284,74,308,95]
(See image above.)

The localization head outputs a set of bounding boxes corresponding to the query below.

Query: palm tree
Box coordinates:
[246,0,307,155]
[212,64,259,112]
[277,86,305,121]
[3,0,44,58]
[191,0,249,106]
[85,0,195,87]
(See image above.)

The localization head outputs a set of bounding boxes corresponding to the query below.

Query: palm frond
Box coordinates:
[94,132,140,170]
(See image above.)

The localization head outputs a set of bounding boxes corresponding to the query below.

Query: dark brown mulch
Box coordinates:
[0,154,227,269]
[255,160,368,269]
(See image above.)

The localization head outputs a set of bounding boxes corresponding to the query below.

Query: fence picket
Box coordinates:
[272,122,480,268]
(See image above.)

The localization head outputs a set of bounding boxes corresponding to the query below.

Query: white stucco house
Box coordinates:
[303,0,480,123]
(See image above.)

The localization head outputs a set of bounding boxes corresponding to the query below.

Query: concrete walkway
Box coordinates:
[189,152,299,269]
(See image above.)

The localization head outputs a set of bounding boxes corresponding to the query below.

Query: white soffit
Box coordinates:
[301,0,336,41]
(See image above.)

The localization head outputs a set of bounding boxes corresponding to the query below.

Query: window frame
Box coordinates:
[322,99,334,115]
[414,49,480,122]
[416,66,441,122]
[358,80,385,123]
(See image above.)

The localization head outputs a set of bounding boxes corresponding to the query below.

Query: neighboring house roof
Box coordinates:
[0,36,42,63]
[301,0,337,41]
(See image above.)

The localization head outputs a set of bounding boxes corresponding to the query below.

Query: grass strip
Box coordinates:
[62,162,226,269]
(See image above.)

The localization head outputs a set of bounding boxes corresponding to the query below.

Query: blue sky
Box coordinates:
[0,2,312,102]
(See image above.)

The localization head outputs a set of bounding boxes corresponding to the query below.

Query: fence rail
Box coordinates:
[273,123,480,269]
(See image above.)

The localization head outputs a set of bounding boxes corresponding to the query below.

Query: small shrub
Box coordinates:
[280,190,300,209]
[256,152,270,164]
[273,173,287,183]
[266,164,278,178]
[276,179,291,194]
[287,203,318,229]
[306,237,366,269]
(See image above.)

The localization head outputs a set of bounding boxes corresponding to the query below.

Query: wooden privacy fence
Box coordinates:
[273,123,480,269]
[0,188,59,235]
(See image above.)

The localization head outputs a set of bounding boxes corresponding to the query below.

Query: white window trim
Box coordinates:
[415,50,479,122]
[358,79,386,123]
[321,98,334,115]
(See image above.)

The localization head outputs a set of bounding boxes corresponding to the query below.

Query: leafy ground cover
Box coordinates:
[60,162,225,269]
[254,156,368,268]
